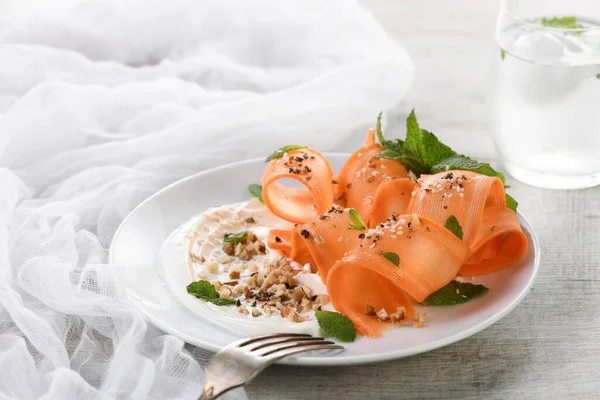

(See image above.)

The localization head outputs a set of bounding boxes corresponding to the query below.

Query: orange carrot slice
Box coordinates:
[336,129,409,225]
[262,148,334,224]
[296,206,364,283]
[407,170,527,275]
[267,228,314,266]
[327,214,469,337]
[460,207,528,276]
[368,178,415,227]
[407,171,506,247]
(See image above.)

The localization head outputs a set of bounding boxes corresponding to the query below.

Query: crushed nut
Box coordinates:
[251,308,262,317]
[376,308,389,321]
[238,307,249,315]
[245,217,255,224]
[412,313,425,328]
[211,280,223,290]
[389,307,406,324]
[223,242,234,255]
[219,286,232,300]
[190,253,205,263]
[205,261,219,274]
[365,304,376,315]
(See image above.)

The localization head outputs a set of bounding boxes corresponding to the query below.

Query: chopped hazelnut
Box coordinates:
[219,286,232,300]
[223,242,234,255]
[205,261,219,274]
[376,308,389,321]
[365,304,376,315]
[246,264,259,273]
[251,308,262,317]
[238,307,249,315]
[211,280,223,290]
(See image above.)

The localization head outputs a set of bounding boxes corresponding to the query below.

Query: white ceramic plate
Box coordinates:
[109,154,540,366]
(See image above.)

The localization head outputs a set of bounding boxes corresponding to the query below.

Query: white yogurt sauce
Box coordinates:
[159,198,333,336]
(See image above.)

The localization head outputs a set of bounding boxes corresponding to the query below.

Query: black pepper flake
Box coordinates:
[443,206,448,209]
[236,299,241,307]
[319,214,330,220]
[252,301,257,307]
[426,226,431,232]
[459,183,464,188]
[425,188,431,192]
[358,233,366,239]
[294,156,303,162]
[284,283,291,289]
[332,179,338,184]
[443,172,454,180]
[401,192,405,196]
[311,156,316,159]
[407,222,411,228]
[346,183,352,189]
[306,176,312,181]
[328,206,335,213]
[378,249,383,255]
[311,295,318,301]
[491,225,496,231]
[303,153,309,159]
[300,229,310,239]
[379,223,385,228]
[317,306,322,311]
[304,165,312,172]
[407,234,412,239]
[275,236,282,243]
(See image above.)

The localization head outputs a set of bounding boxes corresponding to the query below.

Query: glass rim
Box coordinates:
[502,6,600,32]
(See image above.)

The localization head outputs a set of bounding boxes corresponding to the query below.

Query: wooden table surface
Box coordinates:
[246,1,600,399]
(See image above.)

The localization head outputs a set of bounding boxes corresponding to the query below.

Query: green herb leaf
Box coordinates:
[500,48,506,60]
[444,215,463,240]
[248,183,263,203]
[315,310,357,342]
[403,110,456,170]
[430,154,506,184]
[383,252,400,267]
[223,231,249,246]
[596,73,600,80]
[505,193,518,212]
[348,208,367,231]
[265,145,307,162]
[376,111,387,148]
[540,16,583,29]
[421,281,489,305]
[186,280,236,306]
[377,149,428,177]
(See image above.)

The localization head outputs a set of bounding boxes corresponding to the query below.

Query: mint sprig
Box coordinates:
[348,208,366,231]
[375,111,515,204]
[223,231,249,246]
[444,215,463,240]
[383,252,400,267]
[315,310,357,342]
[265,145,307,162]
[248,183,263,203]
[187,280,236,306]
[421,280,489,305]
[500,49,506,60]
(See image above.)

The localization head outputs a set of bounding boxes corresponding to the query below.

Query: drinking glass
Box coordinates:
[489,0,600,189]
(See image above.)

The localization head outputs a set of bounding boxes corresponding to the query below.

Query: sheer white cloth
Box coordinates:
[0,1,413,398]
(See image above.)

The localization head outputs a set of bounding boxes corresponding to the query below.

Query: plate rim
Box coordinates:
[109,154,541,366]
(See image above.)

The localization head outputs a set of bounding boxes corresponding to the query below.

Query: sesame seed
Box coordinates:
[459,193,464,197]
[456,289,460,294]
[391,235,397,239]
[338,236,343,242]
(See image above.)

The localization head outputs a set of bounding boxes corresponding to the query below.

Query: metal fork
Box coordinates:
[199,333,343,399]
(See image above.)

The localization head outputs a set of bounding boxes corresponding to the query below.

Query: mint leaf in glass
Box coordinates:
[540,16,583,29]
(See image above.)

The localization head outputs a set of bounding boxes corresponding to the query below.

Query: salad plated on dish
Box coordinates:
[163,111,528,343]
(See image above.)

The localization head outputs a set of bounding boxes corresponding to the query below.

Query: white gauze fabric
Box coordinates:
[0,0,413,398]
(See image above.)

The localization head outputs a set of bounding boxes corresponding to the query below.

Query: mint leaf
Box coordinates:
[265,145,307,162]
[187,280,236,306]
[596,73,600,80]
[375,113,404,152]
[377,149,428,176]
[540,16,583,29]
[223,231,249,246]
[376,111,387,147]
[348,208,366,231]
[383,252,400,267]
[500,49,506,60]
[445,215,463,240]
[403,110,456,170]
[248,183,263,203]
[505,193,518,212]
[315,310,357,342]
[430,154,506,184]
[421,281,489,305]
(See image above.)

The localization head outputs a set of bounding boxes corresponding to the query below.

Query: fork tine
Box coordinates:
[236,333,311,348]
[260,340,340,357]
[262,343,344,360]
[249,336,325,352]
